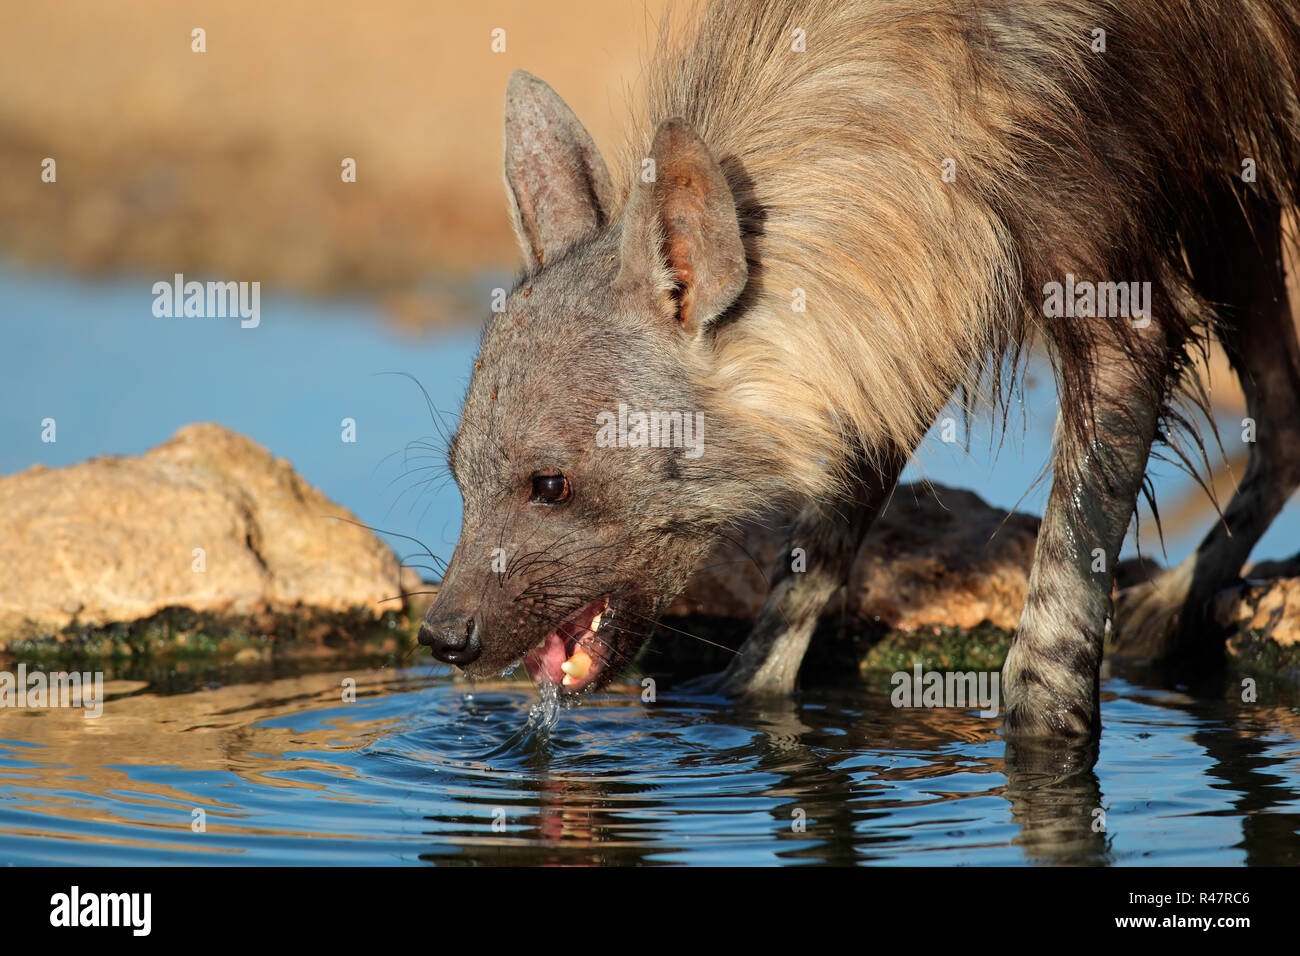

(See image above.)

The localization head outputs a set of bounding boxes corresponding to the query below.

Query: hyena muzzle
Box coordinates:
[419,0,1300,739]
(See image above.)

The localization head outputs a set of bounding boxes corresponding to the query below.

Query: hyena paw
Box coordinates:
[1002,702,1095,740]
[1001,644,1098,740]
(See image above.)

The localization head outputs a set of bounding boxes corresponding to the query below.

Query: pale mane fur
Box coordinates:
[618,0,1300,504]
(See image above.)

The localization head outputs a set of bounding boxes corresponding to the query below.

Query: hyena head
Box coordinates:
[419,70,756,696]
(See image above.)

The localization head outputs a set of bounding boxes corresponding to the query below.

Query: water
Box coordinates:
[1,664,1297,865]
[2,266,1299,866]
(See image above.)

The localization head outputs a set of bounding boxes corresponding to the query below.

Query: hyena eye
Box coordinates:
[530,471,572,504]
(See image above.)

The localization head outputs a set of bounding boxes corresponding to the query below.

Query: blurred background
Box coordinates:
[1,0,1295,572]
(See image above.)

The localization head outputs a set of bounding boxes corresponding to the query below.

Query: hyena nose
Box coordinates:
[418,613,482,666]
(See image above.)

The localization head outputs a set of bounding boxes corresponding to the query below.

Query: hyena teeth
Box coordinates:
[561,648,593,683]
[591,612,604,632]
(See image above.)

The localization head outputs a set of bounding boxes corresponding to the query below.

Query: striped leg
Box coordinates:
[1003,344,1169,739]
[717,451,905,697]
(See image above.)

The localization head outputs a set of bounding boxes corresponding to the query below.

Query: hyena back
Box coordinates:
[420,0,1300,739]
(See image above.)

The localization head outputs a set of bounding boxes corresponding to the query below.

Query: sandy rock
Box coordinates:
[0,424,420,641]
[1216,569,1300,649]
[669,484,1040,631]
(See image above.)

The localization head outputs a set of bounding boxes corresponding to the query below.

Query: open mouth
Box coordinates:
[523,594,613,694]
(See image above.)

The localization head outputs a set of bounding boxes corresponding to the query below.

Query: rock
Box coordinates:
[669,484,1040,632]
[1112,552,1300,668]
[1216,564,1300,650]
[0,424,421,643]
[1212,563,1300,683]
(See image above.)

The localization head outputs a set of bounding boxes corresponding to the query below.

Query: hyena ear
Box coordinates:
[503,70,614,269]
[618,117,747,337]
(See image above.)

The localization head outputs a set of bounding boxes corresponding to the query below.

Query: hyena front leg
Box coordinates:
[1002,341,1170,739]
[717,451,905,697]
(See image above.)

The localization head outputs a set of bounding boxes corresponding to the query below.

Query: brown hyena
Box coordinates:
[419,0,1300,739]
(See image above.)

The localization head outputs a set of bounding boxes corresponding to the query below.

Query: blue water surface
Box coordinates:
[0,665,1296,865]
